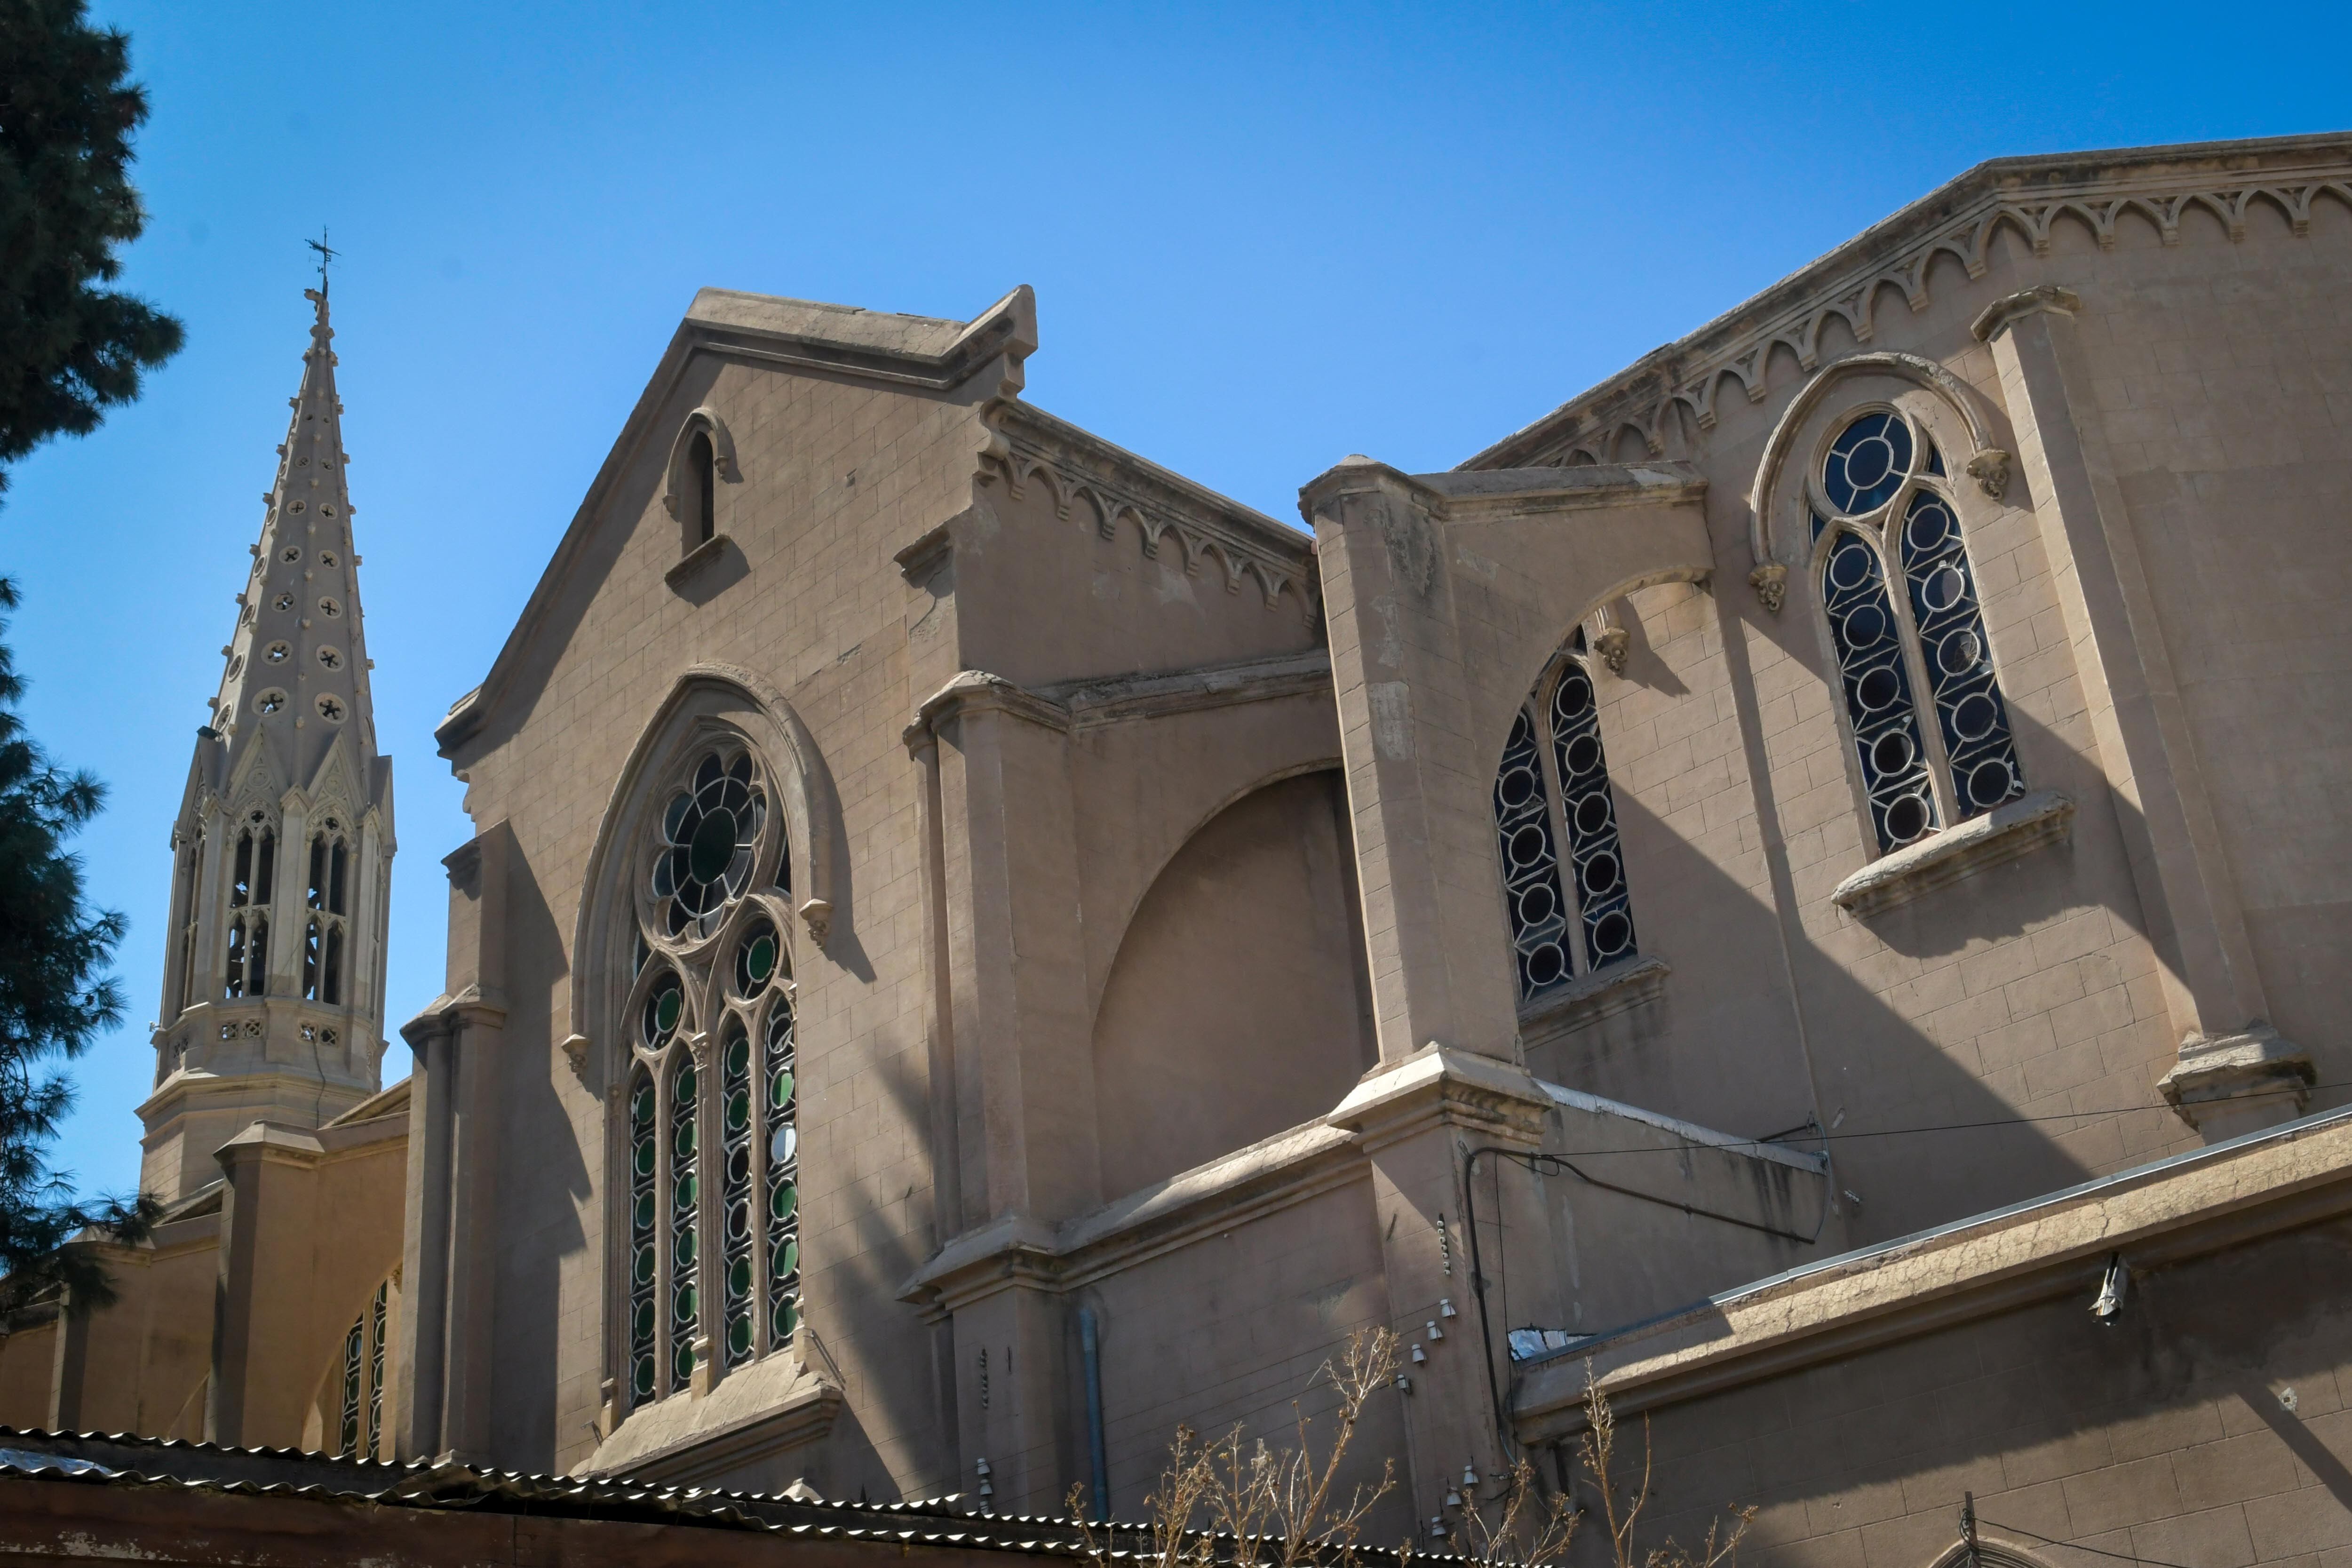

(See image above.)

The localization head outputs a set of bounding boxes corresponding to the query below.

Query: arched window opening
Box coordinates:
[1491,645,1640,1002]
[223,818,274,998]
[304,821,351,1004]
[1813,409,2023,854]
[334,1277,391,1459]
[617,742,799,1415]
[174,840,199,1016]
[688,430,716,546]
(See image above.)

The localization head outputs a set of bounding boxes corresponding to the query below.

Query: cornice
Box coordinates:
[904,651,1334,753]
[1325,1042,1555,1153]
[989,401,1316,613]
[1512,1102,2352,1441]
[1465,133,2352,472]
[900,1119,1367,1312]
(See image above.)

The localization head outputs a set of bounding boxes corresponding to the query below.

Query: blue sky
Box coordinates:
[12,1,2349,1199]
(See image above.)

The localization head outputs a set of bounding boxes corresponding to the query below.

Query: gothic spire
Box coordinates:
[210,285,380,788]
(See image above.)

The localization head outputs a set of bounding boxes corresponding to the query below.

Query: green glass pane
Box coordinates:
[729,1315,754,1356]
[688,806,739,883]
[771,1182,797,1223]
[674,1341,694,1381]
[726,1090,751,1134]
[655,988,681,1035]
[632,1084,655,1125]
[772,1237,799,1280]
[772,1297,798,1340]
[633,1246,655,1285]
[633,1356,655,1399]
[673,1122,695,1161]
[675,1065,697,1104]
[634,1141,656,1178]
[770,1069,794,1111]
[634,1192,655,1229]
[726,1034,750,1076]
[747,935,775,983]
[633,1300,655,1339]
[674,1282,697,1321]
[729,1256,752,1297]
[675,1225,696,1265]
[675,1172,698,1209]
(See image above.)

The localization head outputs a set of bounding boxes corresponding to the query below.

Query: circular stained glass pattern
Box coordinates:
[735,921,779,997]
[1968,759,2015,808]
[1939,629,1983,676]
[1884,792,1931,844]
[1841,602,1888,647]
[1871,731,1916,776]
[643,973,682,1049]
[1823,412,1915,515]
[653,753,764,938]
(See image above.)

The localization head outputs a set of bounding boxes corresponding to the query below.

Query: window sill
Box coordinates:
[1518,954,1671,1047]
[1831,788,2074,918]
[665,532,733,590]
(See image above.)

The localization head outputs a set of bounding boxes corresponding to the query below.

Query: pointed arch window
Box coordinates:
[223,815,275,998]
[687,430,716,546]
[618,744,801,1413]
[1812,409,2024,855]
[331,1275,394,1460]
[1492,643,1639,1001]
[304,818,351,1004]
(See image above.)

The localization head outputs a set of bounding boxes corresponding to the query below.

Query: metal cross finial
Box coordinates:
[307,227,340,293]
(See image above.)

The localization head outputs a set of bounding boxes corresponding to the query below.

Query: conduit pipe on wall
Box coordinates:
[1080,1305,1109,1520]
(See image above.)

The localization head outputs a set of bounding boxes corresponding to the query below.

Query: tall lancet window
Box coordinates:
[1492,639,1639,1001]
[304,819,351,1004]
[223,813,275,998]
[1812,409,2023,854]
[620,745,799,1413]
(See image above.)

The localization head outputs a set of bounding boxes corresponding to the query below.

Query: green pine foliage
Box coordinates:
[0,1,179,1313]
[0,578,156,1314]
[0,0,185,497]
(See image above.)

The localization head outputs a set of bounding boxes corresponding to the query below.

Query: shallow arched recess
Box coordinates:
[1091,770,1376,1198]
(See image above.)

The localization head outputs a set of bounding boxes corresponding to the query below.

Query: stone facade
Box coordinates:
[10,131,2352,1568]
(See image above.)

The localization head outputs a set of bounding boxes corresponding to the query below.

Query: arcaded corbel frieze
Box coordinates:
[1830,789,2075,918]
[1969,284,2083,345]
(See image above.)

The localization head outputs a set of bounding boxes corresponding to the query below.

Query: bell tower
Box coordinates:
[139,284,396,1204]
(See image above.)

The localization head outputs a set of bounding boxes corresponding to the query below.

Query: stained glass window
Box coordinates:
[1815,409,2024,855]
[1492,650,1640,1002]
[627,1068,657,1407]
[668,1055,699,1387]
[223,824,274,998]
[765,989,800,1347]
[619,745,799,1413]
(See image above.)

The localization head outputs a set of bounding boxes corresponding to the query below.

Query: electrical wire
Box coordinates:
[1534,1081,2349,1162]
[1980,1519,2206,1568]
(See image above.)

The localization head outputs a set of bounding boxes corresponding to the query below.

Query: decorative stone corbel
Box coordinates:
[1748,562,1788,614]
[684,1030,711,1070]
[797,898,833,949]
[561,1032,591,1080]
[1966,448,2011,500]
[2158,1023,2313,1144]
[1585,604,1630,675]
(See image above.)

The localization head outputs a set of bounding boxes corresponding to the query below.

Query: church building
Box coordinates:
[9,132,2352,1568]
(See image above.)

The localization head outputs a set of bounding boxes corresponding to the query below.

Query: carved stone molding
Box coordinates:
[795,898,832,949]
[562,1033,592,1080]
[1968,284,2083,344]
[1748,562,1788,614]
[1585,603,1630,674]
[1468,154,2352,473]
[1831,789,2075,918]
[1965,448,2013,499]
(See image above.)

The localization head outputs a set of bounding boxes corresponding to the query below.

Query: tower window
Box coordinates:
[224,825,275,997]
[688,430,716,546]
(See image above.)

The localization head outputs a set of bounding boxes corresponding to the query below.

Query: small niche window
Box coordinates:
[317,645,343,671]
[302,822,350,1005]
[223,818,275,998]
[265,640,291,664]
[316,694,346,724]
[318,597,342,619]
[618,742,799,1413]
[1491,641,1639,1000]
[1812,409,2024,855]
[687,430,716,546]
